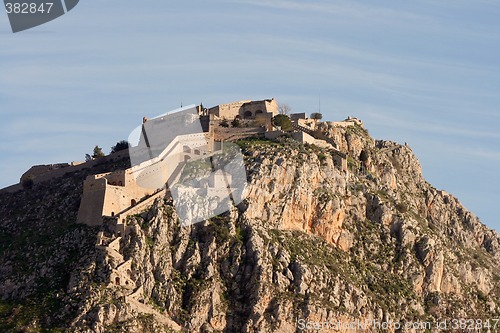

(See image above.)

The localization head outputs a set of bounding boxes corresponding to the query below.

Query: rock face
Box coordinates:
[1,123,499,332]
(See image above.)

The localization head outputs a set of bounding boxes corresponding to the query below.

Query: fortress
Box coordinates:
[77,106,215,227]
[0,98,364,303]
[4,98,363,232]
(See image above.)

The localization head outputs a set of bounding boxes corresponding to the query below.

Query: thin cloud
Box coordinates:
[365,110,500,141]
[231,0,426,22]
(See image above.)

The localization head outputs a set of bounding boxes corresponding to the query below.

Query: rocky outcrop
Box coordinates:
[0,124,499,332]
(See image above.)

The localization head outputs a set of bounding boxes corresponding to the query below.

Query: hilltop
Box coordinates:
[0,106,499,332]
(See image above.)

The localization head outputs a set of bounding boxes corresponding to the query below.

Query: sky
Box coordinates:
[0,0,499,231]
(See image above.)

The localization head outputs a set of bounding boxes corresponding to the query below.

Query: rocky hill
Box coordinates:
[0,123,499,332]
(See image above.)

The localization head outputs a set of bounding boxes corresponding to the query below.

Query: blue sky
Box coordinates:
[1,0,499,231]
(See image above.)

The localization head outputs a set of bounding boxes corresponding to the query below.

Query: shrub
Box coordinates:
[273,114,292,131]
[310,112,323,120]
[86,145,105,160]
[111,140,130,153]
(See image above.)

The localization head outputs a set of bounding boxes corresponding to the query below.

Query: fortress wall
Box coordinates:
[16,149,130,187]
[102,185,131,217]
[239,99,279,119]
[327,119,363,128]
[29,160,97,184]
[328,121,355,128]
[0,184,23,193]
[76,177,107,226]
[211,100,251,119]
[115,189,166,222]
[77,133,212,226]
[290,113,306,121]
[176,133,209,146]
[291,131,332,149]
[132,161,169,191]
[208,99,279,120]
[92,173,111,180]
[292,131,317,145]
[21,164,69,182]
[267,99,279,115]
[103,170,127,186]
[297,118,316,130]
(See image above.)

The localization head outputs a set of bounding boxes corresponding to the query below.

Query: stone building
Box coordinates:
[207,98,279,120]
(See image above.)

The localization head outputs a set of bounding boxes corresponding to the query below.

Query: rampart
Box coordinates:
[76,132,210,226]
[0,149,131,194]
[328,116,364,128]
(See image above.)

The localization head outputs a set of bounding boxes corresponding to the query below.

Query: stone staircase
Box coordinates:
[96,230,183,331]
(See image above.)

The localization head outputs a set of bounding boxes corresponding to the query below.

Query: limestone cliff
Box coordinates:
[0,124,499,333]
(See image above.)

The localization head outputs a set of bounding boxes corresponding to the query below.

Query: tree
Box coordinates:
[111,140,130,154]
[273,114,292,131]
[310,112,323,121]
[278,103,292,115]
[92,145,105,159]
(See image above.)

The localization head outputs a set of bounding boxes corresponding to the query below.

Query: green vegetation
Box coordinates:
[313,186,336,204]
[310,112,323,120]
[211,215,233,245]
[347,156,359,171]
[145,235,155,248]
[111,140,130,153]
[272,114,292,131]
[86,145,105,161]
[268,229,348,278]
[0,298,65,332]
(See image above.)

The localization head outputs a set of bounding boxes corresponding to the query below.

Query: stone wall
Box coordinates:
[208,100,251,119]
[0,149,131,194]
[328,117,364,128]
[208,98,279,120]
[76,176,108,226]
[290,113,306,121]
[77,132,212,226]
[20,163,70,182]
[239,99,278,119]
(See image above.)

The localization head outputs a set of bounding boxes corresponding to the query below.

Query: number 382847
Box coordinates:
[5,2,54,14]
